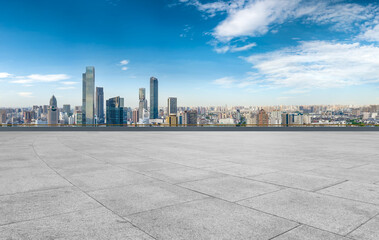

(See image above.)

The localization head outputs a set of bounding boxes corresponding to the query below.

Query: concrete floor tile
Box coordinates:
[179,175,282,202]
[143,167,226,184]
[317,181,379,205]
[348,215,379,240]
[250,171,344,191]
[0,208,154,240]
[272,225,350,240]
[204,163,277,177]
[128,198,298,240]
[238,189,379,235]
[89,181,207,216]
[0,187,100,225]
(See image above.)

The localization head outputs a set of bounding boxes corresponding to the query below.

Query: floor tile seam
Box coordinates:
[311,180,349,192]
[268,224,302,240]
[344,212,379,237]
[0,185,76,198]
[125,196,214,218]
[0,206,103,228]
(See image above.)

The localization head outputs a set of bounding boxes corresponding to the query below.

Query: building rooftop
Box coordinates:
[1,131,378,239]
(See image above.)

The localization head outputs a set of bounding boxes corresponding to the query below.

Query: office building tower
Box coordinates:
[132,109,139,124]
[166,115,178,126]
[257,109,269,126]
[167,97,177,116]
[48,95,59,125]
[63,104,71,116]
[74,111,83,126]
[183,110,197,126]
[96,87,104,124]
[82,66,95,126]
[23,111,32,123]
[281,113,294,127]
[106,96,124,126]
[139,88,147,119]
[43,105,48,115]
[0,110,6,124]
[150,77,158,119]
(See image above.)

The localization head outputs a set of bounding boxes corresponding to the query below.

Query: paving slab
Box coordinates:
[204,163,277,177]
[0,207,154,240]
[0,187,100,225]
[348,215,379,240]
[128,198,298,240]
[309,167,379,184]
[0,167,71,196]
[272,225,351,240]
[179,175,282,202]
[89,181,207,216]
[250,171,344,191]
[66,169,154,191]
[238,189,379,235]
[317,181,379,205]
[119,160,185,172]
[143,166,226,184]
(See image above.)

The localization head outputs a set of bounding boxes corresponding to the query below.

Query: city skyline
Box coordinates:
[1,0,379,107]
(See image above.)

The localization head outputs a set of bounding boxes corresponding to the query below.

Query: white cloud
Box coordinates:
[243,41,379,89]
[214,0,301,41]
[18,92,33,97]
[358,24,379,42]
[0,72,12,78]
[121,66,128,71]
[57,86,75,90]
[182,0,378,42]
[214,42,257,53]
[212,77,236,88]
[10,74,70,84]
[120,60,129,65]
[61,81,79,85]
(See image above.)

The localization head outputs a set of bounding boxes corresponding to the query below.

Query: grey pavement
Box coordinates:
[0,131,378,239]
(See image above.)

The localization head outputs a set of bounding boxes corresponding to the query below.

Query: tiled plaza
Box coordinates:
[0,131,378,239]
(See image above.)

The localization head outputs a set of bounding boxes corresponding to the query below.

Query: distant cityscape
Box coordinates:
[1,66,379,127]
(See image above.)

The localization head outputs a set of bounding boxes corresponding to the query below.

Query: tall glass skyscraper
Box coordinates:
[139,88,146,120]
[150,77,158,119]
[167,97,177,115]
[106,96,124,126]
[96,87,104,124]
[82,66,95,126]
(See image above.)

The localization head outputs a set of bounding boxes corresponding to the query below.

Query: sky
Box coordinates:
[1,0,379,108]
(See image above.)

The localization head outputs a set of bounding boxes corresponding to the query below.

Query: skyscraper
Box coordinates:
[63,104,71,115]
[132,109,139,124]
[48,95,58,125]
[183,110,197,126]
[139,88,146,119]
[257,109,269,126]
[96,87,104,124]
[106,96,124,126]
[167,97,177,116]
[150,77,158,119]
[82,66,95,126]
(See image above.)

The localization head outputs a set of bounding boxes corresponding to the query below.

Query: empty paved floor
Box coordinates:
[0,131,379,239]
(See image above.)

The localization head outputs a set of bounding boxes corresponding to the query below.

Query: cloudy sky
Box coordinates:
[1,0,379,107]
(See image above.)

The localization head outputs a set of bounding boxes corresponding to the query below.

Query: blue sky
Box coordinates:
[1,0,379,107]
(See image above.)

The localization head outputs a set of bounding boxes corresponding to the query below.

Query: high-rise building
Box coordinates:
[166,115,178,126]
[0,110,6,124]
[48,95,58,126]
[257,109,269,126]
[132,109,139,124]
[139,88,146,119]
[150,77,158,119]
[23,111,32,123]
[63,104,71,116]
[96,87,104,124]
[167,97,177,116]
[82,66,95,126]
[106,96,124,126]
[183,110,197,126]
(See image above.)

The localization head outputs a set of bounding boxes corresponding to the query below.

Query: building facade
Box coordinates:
[150,77,158,119]
[106,96,124,126]
[47,95,58,125]
[82,66,95,126]
[167,97,177,116]
[96,87,104,124]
